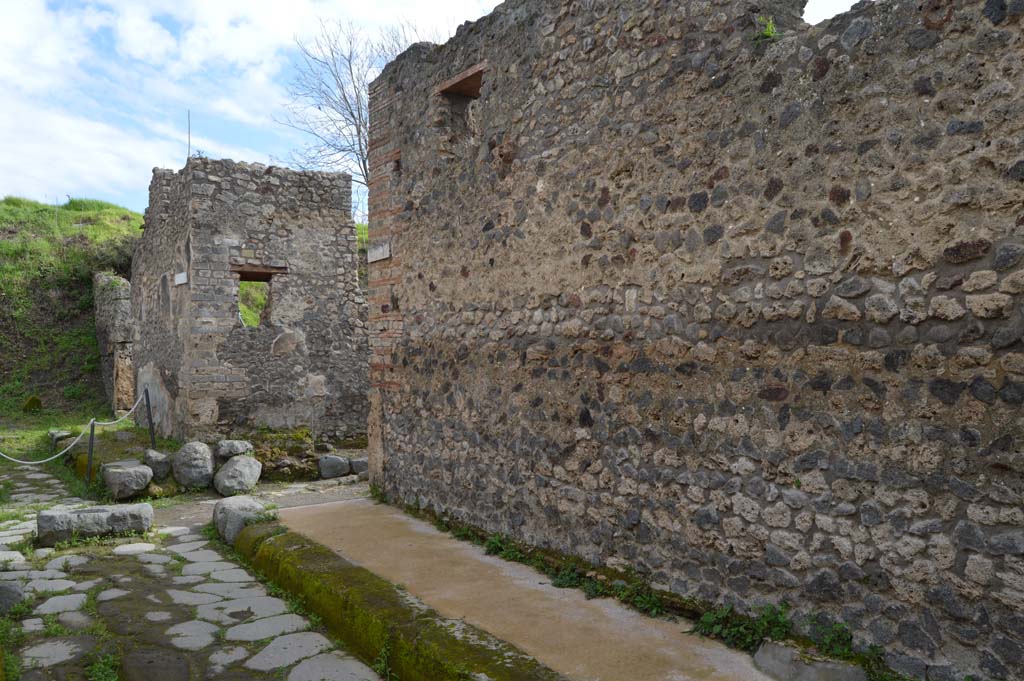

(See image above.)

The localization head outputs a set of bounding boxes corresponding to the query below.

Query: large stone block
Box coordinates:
[214,455,262,496]
[101,460,153,501]
[216,440,254,468]
[0,582,25,615]
[144,449,171,482]
[213,496,268,545]
[318,455,351,479]
[36,504,154,547]
[173,442,214,489]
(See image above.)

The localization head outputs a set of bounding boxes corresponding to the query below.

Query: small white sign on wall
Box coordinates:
[367,241,392,264]
[174,272,188,286]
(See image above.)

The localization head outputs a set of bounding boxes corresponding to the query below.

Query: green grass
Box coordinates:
[754,15,778,42]
[239,280,268,327]
[693,603,792,653]
[0,410,178,495]
[85,653,120,681]
[0,195,140,414]
[356,222,368,250]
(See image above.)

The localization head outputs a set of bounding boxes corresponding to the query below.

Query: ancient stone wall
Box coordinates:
[93,272,134,412]
[133,157,369,443]
[367,1,1024,679]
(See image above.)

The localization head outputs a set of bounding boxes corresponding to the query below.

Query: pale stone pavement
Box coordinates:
[0,465,379,680]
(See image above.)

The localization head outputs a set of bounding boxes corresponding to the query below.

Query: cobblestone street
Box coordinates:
[1,465,379,680]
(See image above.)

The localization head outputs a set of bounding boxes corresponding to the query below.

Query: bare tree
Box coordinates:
[280,20,436,219]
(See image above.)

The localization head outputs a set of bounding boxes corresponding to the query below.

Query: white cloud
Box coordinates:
[0,93,181,202]
[112,5,177,63]
[0,0,502,210]
[0,0,98,92]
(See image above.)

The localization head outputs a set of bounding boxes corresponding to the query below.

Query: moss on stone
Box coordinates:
[234,523,565,681]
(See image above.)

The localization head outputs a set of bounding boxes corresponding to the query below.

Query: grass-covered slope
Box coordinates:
[0,196,140,416]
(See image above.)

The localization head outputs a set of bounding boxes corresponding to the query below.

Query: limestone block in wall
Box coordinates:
[93,272,135,412]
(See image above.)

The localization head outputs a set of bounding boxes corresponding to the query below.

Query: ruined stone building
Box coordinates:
[132,157,369,442]
[366,1,1024,679]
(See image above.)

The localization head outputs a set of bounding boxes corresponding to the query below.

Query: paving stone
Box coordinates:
[21,618,43,633]
[45,555,89,571]
[193,582,267,599]
[167,589,223,605]
[136,553,171,564]
[25,579,76,593]
[122,645,191,681]
[179,549,223,563]
[158,526,191,537]
[113,543,157,556]
[32,548,54,559]
[21,637,95,667]
[210,569,253,582]
[197,596,289,625]
[171,534,204,543]
[27,569,68,579]
[34,593,87,614]
[145,611,173,622]
[225,614,308,641]
[181,561,236,576]
[289,652,378,681]
[209,646,249,674]
[0,550,25,564]
[73,578,102,591]
[169,540,207,554]
[57,611,93,630]
[98,588,130,602]
[245,632,332,670]
[166,620,219,650]
[171,575,205,585]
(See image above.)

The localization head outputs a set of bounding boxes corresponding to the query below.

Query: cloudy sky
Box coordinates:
[0,0,858,213]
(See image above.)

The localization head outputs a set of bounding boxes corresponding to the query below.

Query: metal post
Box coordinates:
[87,421,95,484]
[144,388,157,449]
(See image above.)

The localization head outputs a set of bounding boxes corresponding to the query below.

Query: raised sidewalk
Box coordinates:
[280,499,773,681]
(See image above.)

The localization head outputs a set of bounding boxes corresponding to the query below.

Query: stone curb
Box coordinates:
[754,641,867,681]
[233,523,566,681]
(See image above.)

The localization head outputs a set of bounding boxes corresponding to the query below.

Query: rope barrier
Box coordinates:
[0,391,148,466]
[93,392,145,426]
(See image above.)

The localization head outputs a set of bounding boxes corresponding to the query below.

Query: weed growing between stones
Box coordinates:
[692,604,791,653]
[811,619,854,658]
[368,483,388,503]
[0,612,26,680]
[41,615,69,638]
[372,637,397,681]
[53,529,145,552]
[753,15,777,41]
[84,652,120,681]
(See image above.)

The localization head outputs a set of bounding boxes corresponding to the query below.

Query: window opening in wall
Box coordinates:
[233,265,287,327]
[239,281,269,327]
[436,64,486,150]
